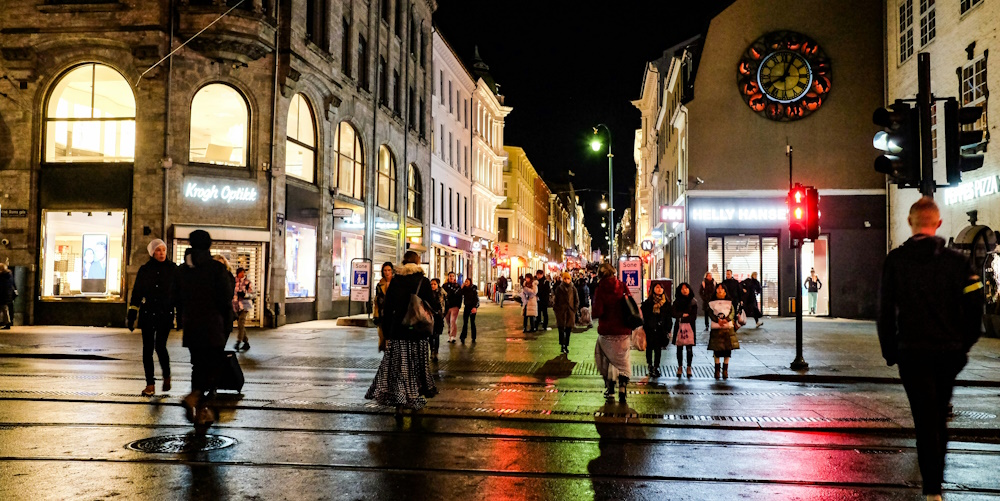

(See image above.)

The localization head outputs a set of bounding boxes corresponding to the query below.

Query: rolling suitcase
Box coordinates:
[216,350,245,393]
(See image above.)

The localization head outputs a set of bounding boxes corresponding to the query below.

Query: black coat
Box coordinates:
[383,263,437,341]
[741,278,762,317]
[699,279,717,308]
[672,291,699,343]
[443,281,463,309]
[536,279,551,307]
[175,249,235,349]
[641,294,673,348]
[721,277,743,309]
[0,270,15,304]
[461,285,480,311]
[878,235,984,363]
[576,281,590,308]
[129,258,177,329]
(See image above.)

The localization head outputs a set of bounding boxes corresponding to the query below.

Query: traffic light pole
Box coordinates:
[787,145,808,371]
[918,53,935,197]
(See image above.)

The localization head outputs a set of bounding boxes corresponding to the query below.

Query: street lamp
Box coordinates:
[599,195,608,211]
[591,124,615,261]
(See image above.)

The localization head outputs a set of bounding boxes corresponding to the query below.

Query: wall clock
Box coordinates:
[737,31,832,122]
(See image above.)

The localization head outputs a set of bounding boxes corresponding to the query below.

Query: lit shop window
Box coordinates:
[285,94,316,183]
[377,145,397,211]
[45,63,136,163]
[333,121,365,200]
[285,222,317,298]
[408,164,422,220]
[332,231,364,298]
[40,210,126,298]
[189,83,249,167]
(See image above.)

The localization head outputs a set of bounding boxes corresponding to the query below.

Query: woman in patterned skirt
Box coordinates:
[365,251,438,415]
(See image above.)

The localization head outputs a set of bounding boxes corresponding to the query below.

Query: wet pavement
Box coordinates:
[3,303,1000,499]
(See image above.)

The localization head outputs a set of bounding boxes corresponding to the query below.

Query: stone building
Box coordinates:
[0,0,436,326]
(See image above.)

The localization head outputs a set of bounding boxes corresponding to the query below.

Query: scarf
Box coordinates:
[651,292,666,314]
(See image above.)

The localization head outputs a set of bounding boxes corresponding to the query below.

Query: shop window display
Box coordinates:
[45,63,136,163]
[41,211,125,298]
[285,94,316,183]
[333,231,364,298]
[708,235,778,315]
[189,83,249,167]
[285,222,317,298]
[173,241,264,326]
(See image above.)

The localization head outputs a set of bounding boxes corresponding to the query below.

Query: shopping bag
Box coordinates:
[675,323,695,346]
[631,326,647,351]
[401,280,434,336]
[620,294,644,329]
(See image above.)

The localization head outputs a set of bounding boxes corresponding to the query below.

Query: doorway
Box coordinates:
[801,235,830,316]
[707,235,779,315]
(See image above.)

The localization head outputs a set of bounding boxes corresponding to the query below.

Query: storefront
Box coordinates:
[284,181,321,323]
[686,194,884,319]
[332,206,366,317]
[431,231,471,282]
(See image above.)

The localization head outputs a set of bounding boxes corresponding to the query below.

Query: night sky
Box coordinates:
[433,1,726,253]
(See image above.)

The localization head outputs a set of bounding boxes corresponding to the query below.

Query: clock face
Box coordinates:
[737,31,832,122]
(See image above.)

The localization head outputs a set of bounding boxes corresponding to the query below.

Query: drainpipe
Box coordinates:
[366,0,383,271]
[400,1,412,263]
[162,0,175,251]
[266,0,281,326]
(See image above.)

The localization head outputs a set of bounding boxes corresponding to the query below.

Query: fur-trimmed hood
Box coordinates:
[394,262,424,276]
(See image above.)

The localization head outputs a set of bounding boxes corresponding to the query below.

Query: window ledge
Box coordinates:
[37,1,125,13]
[186,163,255,179]
[284,297,316,303]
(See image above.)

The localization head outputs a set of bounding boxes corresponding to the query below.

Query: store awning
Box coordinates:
[173,225,270,242]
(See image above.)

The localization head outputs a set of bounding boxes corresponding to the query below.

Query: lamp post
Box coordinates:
[591,124,614,262]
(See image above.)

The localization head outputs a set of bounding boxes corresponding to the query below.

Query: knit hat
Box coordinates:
[561,272,572,280]
[189,230,212,250]
[147,239,166,257]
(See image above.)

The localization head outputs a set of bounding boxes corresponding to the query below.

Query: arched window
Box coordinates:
[333,122,365,200]
[189,83,249,167]
[285,94,316,183]
[377,145,397,211]
[407,164,422,220]
[45,63,136,163]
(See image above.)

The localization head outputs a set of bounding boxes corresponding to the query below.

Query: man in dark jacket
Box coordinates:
[699,272,718,331]
[175,230,235,428]
[0,263,15,329]
[442,272,462,343]
[128,239,178,396]
[721,269,743,314]
[496,275,508,307]
[741,272,764,327]
[878,197,984,500]
[535,270,551,330]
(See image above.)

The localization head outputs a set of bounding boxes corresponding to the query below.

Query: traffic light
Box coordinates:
[805,187,820,241]
[944,97,986,185]
[873,100,921,186]
[787,183,807,241]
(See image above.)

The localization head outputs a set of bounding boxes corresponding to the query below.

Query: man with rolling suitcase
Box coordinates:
[175,230,238,433]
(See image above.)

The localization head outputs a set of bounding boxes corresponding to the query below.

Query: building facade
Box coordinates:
[883,0,997,251]
[0,0,435,326]
[634,0,887,318]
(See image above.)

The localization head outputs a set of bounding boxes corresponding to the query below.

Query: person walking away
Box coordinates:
[708,284,740,380]
[520,275,538,332]
[442,272,462,343]
[699,272,717,331]
[553,272,579,354]
[0,263,16,329]
[428,278,446,361]
[366,251,439,414]
[741,272,764,327]
[127,239,177,396]
[459,278,480,344]
[233,267,255,350]
[576,277,591,326]
[535,270,552,330]
[878,197,984,501]
[804,268,822,315]
[721,269,743,315]
[592,263,633,403]
[176,230,236,431]
[373,262,394,352]
[641,283,673,378]
[496,275,508,307]
[672,283,698,378]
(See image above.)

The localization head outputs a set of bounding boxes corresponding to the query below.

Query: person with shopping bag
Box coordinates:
[672,282,698,378]
[592,262,633,403]
[640,283,673,378]
[707,284,740,380]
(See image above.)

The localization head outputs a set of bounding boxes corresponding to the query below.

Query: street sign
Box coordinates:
[640,239,654,251]
[350,260,371,302]
[618,257,643,303]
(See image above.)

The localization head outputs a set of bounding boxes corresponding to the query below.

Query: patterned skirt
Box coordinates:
[365,339,438,410]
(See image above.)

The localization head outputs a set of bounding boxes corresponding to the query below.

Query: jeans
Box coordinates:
[236,310,249,342]
[703,307,712,329]
[676,345,693,367]
[446,307,460,339]
[536,306,549,330]
[141,320,172,385]
[645,346,661,367]
[558,327,572,347]
[807,292,818,313]
[898,351,967,495]
[430,314,443,354]
[460,310,477,341]
[523,314,537,332]
[498,291,505,307]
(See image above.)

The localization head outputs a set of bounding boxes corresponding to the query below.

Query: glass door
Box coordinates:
[707,234,779,316]
[801,235,830,316]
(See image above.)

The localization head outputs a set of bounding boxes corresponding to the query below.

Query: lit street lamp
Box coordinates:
[591,124,615,261]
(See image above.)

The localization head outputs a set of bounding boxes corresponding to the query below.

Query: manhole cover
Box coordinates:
[126,434,236,453]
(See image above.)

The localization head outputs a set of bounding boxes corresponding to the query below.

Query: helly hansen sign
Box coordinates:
[659,205,685,223]
[184,177,258,204]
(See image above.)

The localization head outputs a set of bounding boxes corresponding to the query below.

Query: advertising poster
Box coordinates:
[81,234,108,293]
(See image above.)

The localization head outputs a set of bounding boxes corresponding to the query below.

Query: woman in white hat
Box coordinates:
[127,239,178,396]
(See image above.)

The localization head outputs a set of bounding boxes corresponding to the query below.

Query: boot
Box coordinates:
[617,377,628,403]
[686,366,693,378]
[714,363,721,380]
[603,379,616,400]
[676,366,683,377]
[722,363,729,380]
[647,365,655,378]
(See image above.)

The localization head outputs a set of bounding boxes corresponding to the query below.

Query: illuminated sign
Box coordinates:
[471,241,482,252]
[184,180,257,203]
[944,174,1000,206]
[375,221,398,230]
[448,236,457,247]
[341,214,364,229]
[432,233,442,243]
[690,207,787,222]
[640,239,654,251]
[659,205,685,223]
